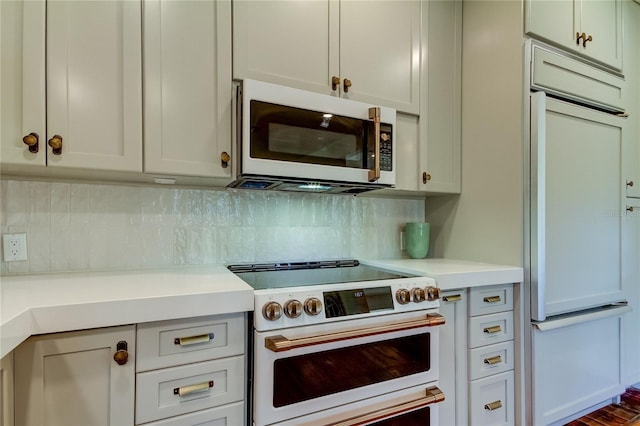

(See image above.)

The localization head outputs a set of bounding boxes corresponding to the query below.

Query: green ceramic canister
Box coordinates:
[405,222,430,259]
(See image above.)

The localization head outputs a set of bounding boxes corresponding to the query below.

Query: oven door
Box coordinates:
[253,311,443,426]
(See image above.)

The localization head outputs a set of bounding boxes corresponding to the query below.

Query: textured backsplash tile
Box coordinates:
[0,180,425,275]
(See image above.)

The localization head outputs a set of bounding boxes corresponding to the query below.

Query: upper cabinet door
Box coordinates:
[339,1,420,114]
[233,0,339,96]
[46,0,142,171]
[525,0,623,72]
[143,0,233,179]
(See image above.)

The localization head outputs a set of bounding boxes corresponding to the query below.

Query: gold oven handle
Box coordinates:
[265,313,445,352]
[327,386,445,426]
[368,107,381,182]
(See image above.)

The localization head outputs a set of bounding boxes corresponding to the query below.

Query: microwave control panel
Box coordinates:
[380,124,393,171]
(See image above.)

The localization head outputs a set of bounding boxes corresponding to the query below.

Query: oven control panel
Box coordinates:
[254,278,439,331]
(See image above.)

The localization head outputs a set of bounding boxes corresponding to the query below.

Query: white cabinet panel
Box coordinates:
[142,401,244,426]
[469,371,515,426]
[468,311,514,349]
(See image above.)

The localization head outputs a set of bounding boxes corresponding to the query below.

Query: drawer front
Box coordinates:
[468,284,513,317]
[470,370,515,426]
[468,311,514,349]
[140,401,244,426]
[469,341,514,381]
[135,356,245,424]
[137,313,245,371]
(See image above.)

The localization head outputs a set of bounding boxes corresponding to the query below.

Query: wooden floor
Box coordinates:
[565,388,640,426]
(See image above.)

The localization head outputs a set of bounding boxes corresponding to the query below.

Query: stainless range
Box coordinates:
[228,260,445,426]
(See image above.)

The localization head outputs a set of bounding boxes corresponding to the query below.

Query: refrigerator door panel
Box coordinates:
[531,307,628,425]
[530,93,627,321]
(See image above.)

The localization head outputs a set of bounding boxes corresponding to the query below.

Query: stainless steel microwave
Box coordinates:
[228,79,396,194]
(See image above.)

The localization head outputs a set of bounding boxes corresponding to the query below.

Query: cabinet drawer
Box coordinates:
[468,311,514,349]
[135,356,245,424]
[139,401,244,426]
[469,341,514,381]
[137,313,245,371]
[470,370,514,426]
[468,285,513,316]
[531,45,624,112]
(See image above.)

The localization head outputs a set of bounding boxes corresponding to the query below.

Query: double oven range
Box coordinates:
[228,260,445,426]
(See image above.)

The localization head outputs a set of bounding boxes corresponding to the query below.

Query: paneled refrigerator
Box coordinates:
[525,45,632,425]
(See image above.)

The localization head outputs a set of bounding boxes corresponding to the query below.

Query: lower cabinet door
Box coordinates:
[469,370,514,426]
[14,325,136,426]
[140,401,244,426]
[135,356,245,424]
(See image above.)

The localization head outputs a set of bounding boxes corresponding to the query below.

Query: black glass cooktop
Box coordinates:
[227,260,411,290]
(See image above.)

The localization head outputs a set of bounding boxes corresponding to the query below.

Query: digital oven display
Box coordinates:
[323,286,394,318]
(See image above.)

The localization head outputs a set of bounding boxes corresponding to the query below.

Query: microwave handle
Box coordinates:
[265,312,445,352]
[368,107,381,182]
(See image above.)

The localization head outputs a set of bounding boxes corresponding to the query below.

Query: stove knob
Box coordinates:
[396,289,411,305]
[426,286,440,301]
[284,299,303,318]
[304,297,323,316]
[262,301,282,321]
[411,287,426,303]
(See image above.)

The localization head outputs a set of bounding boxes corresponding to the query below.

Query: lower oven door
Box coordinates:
[253,311,443,426]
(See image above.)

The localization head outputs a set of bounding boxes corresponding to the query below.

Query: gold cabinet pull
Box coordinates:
[367,107,381,182]
[627,180,634,188]
[326,386,445,426]
[23,133,40,153]
[220,151,230,168]
[442,294,462,302]
[331,76,340,91]
[484,325,502,334]
[343,78,352,93]
[173,380,214,397]
[484,355,502,365]
[484,400,503,411]
[174,333,214,347]
[483,295,501,303]
[266,313,445,352]
[583,34,593,47]
[628,206,634,213]
[113,340,129,365]
[422,172,432,184]
[48,135,63,155]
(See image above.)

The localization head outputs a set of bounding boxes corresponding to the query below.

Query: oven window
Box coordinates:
[272,333,430,407]
[250,100,368,169]
[370,406,431,426]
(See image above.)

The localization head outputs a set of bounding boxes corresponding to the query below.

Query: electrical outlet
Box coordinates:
[3,233,28,262]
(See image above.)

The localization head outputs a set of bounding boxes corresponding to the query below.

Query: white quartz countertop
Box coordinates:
[363,258,524,290]
[0,266,254,359]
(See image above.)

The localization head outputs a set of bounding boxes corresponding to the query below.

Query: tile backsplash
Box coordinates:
[0,180,425,275]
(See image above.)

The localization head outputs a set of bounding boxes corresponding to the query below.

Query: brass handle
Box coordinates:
[331,76,340,91]
[174,333,214,346]
[422,172,432,184]
[484,355,503,365]
[113,341,129,365]
[48,135,63,155]
[484,325,502,334]
[343,78,352,93]
[583,34,593,47]
[628,206,634,213]
[368,106,381,182]
[442,294,462,302]
[484,400,503,411]
[220,151,230,168]
[326,386,445,426]
[173,380,214,397]
[265,313,445,352]
[23,133,39,153]
[483,295,502,303]
[627,180,634,188]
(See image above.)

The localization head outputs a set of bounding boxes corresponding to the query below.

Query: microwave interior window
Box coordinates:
[250,100,367,168]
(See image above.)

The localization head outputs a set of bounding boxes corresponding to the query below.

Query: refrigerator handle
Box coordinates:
[532,303,631,331]
[530,91,547,321]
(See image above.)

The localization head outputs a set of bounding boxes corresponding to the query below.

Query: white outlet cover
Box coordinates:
[3,233,28,262]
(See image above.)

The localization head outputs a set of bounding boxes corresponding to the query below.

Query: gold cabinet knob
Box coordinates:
[422,172,432,184]
[48,135,63,155]
[627,180,634,188]
[343,78,352,93]
[22,133,39,153]
[331,76,340,91]
[113,340,129,365]
[576,32,592,47]
[220,151,230,168]
[583,34,593,47]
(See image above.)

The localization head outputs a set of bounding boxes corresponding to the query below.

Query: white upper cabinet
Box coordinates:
[233,0,421,115]
[1,0,143,172]
[143,0,233,179]
[525,0,623,72]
